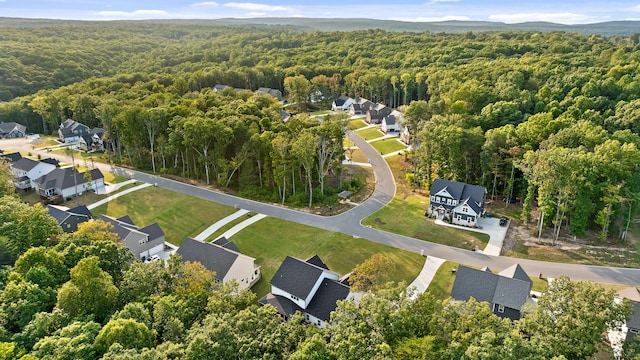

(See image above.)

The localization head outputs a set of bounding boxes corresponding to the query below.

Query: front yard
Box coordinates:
[369,138,408,155]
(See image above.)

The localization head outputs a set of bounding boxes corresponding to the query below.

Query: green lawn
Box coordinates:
[363,196,489,250]
[369,138,408,155]
[346,119,368,130]
[426,261,458,300]
[355,126,384,140]
[230,216,425,299]
[91,186,236,246]
[346,148,369,163]
[205,212,258,242]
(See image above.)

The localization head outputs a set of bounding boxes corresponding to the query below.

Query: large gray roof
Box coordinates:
[139,223,165,241]
[304,279,350,321]
[0,122,26,134]
[177,237,240,279]
[430,178,486,205]
[0,152,22,162]
[451,265,531,311]
[11,158,40,171]
[628,300,640,330]
[34,168,87,190]
[270,256,332,300]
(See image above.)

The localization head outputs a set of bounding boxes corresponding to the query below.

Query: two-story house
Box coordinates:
[47,204,93,233]
[10,158,57,190]
[331,96,354,111]
[349,97,374,115]
[177,237,261,290]
[366,103,392,124]
[259,255,355,328]
[98,214,166,260]
[34,167,104,202]
[78,128,104,152]
[58,119,90,143]
[0,122,27,138]
[427,178,487,227]
[451,264,533,321]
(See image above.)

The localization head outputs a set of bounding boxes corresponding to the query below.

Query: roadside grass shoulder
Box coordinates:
[90,186,236,246]
[230,216,424,299]
[426,260,458,300]
[346,119,367,130]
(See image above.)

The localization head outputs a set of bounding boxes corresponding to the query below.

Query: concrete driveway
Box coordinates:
[434,217,509,256]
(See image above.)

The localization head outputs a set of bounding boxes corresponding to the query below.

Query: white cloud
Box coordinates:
[192,2,219,7]
[94,9,168,17]
[489,12,595,24]
[223,2,292,12]
[246,12,267,16]
[630,4,640,12]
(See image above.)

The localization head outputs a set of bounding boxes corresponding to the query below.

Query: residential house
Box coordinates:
[366,103,392,124]
[381,110,403,133]
[618,287,640,342]
[47,204,93,233]
[451,264,533,321]
[98,214,166,260]
[10,158,57,190]
[427,178,487,227]
[0,122,27,138]
[58,119,90,143]
[259,255,355,328]
[331,96,354,111]
[257,87,283,101]
[176,237,261,290]
[0,152,22,163]
[281,109,292,122]
[33,167,104,201]
[213,84,229,92]
[400,125,412,145]
[349,97,374,115]
[78,128,104,152]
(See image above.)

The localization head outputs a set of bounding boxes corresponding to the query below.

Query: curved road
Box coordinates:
[3,136,639,286]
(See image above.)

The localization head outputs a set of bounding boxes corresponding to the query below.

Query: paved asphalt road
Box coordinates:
[2,136,639,286]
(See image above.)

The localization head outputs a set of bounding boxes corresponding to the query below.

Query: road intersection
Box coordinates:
[2,136,639,286]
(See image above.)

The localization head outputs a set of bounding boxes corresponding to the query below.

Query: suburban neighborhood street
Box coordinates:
[2,136,640,286]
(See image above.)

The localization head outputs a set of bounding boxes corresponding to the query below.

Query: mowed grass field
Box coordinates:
[91,186,236,246]
[355,126,384,140]
[369,138,408,155]
[229,216,425,298]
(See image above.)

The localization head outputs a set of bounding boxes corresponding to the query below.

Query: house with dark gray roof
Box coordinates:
[213,84,229,92]
[257,87,283,101]
[617,287,640,342]
[0,122,27,138]
[10,158,57,190]
[451,264,533,321]
[259,255,355,328]
[33,167,104,201]
[176,237,260,290]
[349,97,374,115]
[0,152,22,163]
[427,178,487,227]
[98,214,166,260]
[58,119,90,143]
[366,103,392,124]
[47,204,93,233]
[78,128,104,152]
[331,96,354,111]
[381,110,402,134]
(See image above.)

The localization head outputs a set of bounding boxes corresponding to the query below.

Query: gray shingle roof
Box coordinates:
[0,152,22,162]
[259,293,302,318]
[139,223,164,242]
[177,237,240,279]
[34,168,87,191]
[11,158,39,171]
[628,300,640,330]
[270,256,329,300]
[304,279,350,321]
[430,178,486,206]
[98,214,136,240]
[451,265,532,312]
[498,264,533,285]
[306,255,329,270]
[0,122,26,134]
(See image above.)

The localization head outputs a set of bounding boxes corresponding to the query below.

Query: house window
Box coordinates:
[291,294,299,301]
[497,305,505,313]
[138,239,146,246]
[631,328,639,334]
[305,314,309,321]
[317,320,322,326]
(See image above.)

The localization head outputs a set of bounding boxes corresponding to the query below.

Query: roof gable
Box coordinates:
[430,178,486,204]
[498,264,533,285]
[177,237,242,279]
[306,255,329,270]
[270,256,336,300]
[305,279,350,321]
[12,158,39,171]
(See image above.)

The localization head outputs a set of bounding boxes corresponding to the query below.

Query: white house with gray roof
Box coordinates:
[451,264,533,321]
[428,178,487,227]
[259,255,355,328]
[58,119,90,143]
[98,214,166,260]
[0,122,27,138]
[33,167,104,201]
[176,237,260,290]
[10,158,57,190]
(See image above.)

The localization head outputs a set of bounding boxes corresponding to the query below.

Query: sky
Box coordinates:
[1,0,640,24]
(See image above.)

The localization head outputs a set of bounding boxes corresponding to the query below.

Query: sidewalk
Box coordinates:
[193,209,250,241]
[407,256,446,300]
[87,183,153,210]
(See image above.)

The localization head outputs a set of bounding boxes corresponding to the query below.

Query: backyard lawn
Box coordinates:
[355,126,384,140]
[91,186,236,246]
[230,216,425,299]
[369,138,408,155]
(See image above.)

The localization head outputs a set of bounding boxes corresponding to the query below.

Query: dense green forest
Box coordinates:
[0,181,635,359]
[2,22,640,239]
